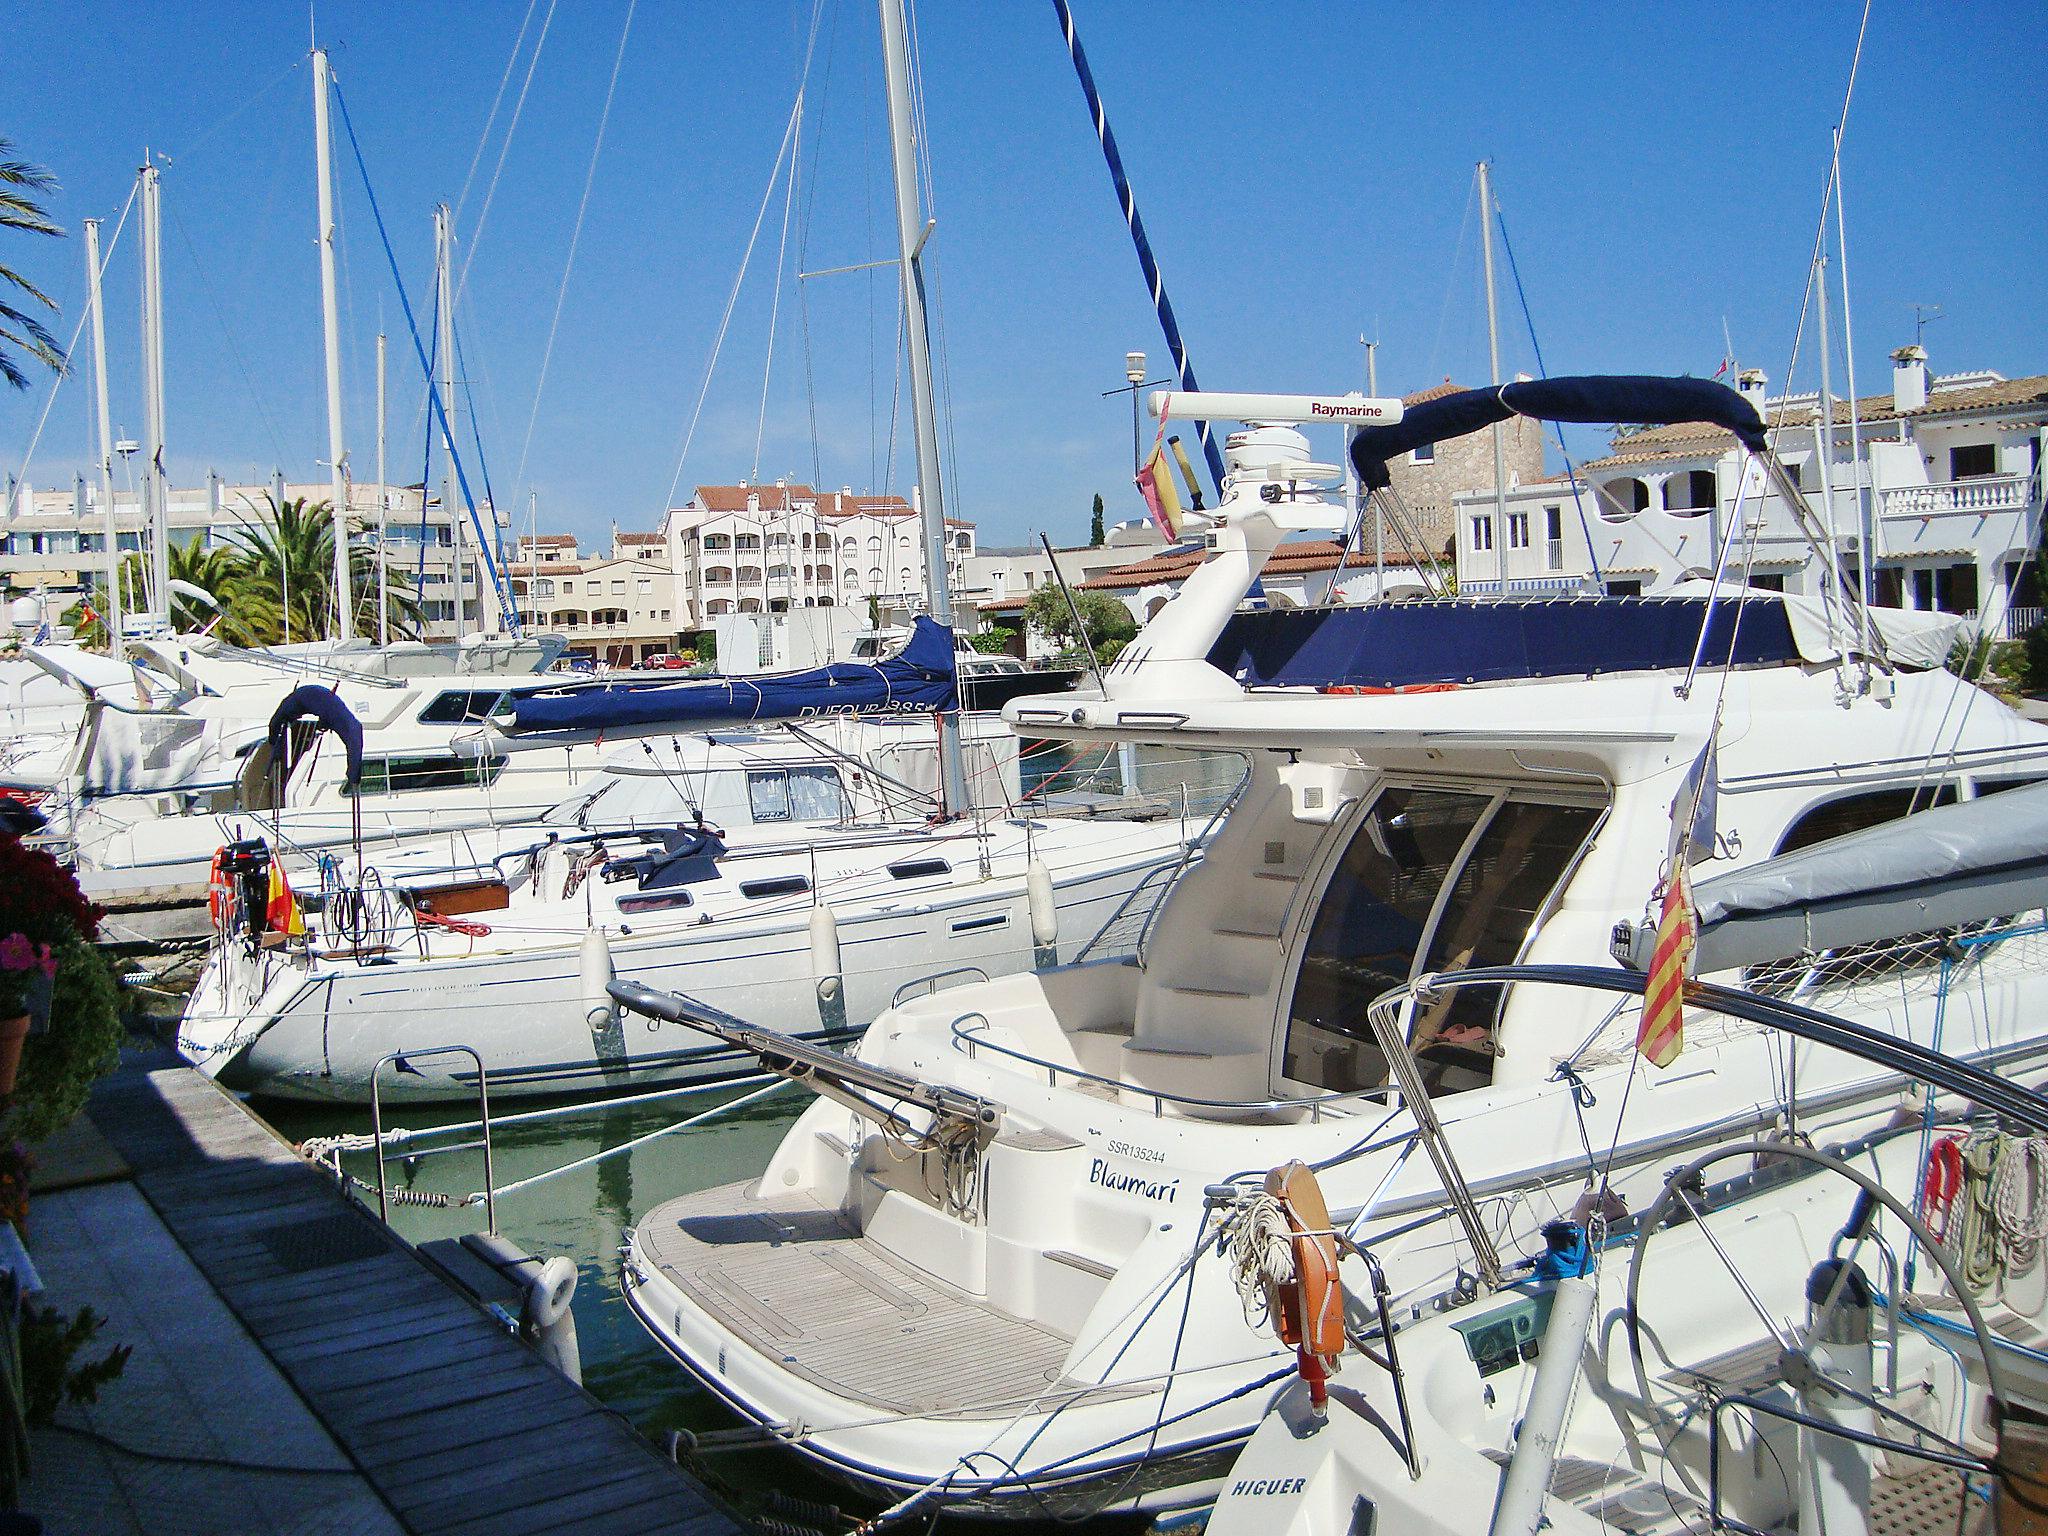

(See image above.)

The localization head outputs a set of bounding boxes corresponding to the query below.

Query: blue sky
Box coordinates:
[4,1,2043,551]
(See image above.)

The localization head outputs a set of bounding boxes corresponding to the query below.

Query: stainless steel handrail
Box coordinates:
[370,1045,495,1233]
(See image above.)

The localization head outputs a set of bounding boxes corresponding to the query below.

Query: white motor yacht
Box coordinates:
[610,377,2048,1515]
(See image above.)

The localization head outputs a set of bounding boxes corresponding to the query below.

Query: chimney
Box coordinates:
[1736,368,1768,417]
[1890,344,1928,412]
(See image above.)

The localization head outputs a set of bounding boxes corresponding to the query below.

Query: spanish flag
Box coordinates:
[265,857,306,939]
[1636,860,1694,1068]
[1136,443,1183,540]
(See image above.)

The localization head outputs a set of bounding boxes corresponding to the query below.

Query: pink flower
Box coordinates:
[0,934,31,973]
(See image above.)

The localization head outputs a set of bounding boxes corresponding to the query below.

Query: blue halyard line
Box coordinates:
[414,266,437,595]
[1492,200,1604,583]
[452,323,514,584]
[1052,0,1225,500]
[330,81,521,634]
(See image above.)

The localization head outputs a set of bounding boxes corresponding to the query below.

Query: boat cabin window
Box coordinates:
[739,875,810,900]
[1774,783,1957,856]
[416,689,516,725]
[887,856,951,881]
[346,755,507,796]
[1282,786,1602,1099]
[618,891,692,915]
[745,766,848,823]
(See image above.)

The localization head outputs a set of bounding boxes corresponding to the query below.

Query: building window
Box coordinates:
[1543,505,1563,570]
[1469,516,1494,552]
[1663,469,1717,515]
[636,578,652,594]
[1507,512,1529,549]
[736,533,761,551]
[704,534,731,551]
[1410,443,1436,464]
[610,579,625,594]
[534,579,554,598]
[1950,443,1997,480]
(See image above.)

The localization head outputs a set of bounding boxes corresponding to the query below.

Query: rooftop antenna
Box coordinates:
[1909,303,1943,349]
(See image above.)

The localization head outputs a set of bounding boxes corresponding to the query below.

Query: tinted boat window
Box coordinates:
[417,689,510,725]
[1283,788,1600,1098]
[1774,784,1957,855]
[1406,800,1603,1094]
[1283,788,1491,1095]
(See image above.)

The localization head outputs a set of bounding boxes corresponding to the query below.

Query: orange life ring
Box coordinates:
[1263,1159,1346,1397]
[206,847,233,931]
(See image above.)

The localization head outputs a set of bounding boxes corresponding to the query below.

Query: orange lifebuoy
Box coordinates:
[207,847,233,931]
[1263,1160,1345,1404]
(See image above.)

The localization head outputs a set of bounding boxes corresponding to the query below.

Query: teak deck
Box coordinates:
[88,1050,738,1536]
[639,1178,1119,1419]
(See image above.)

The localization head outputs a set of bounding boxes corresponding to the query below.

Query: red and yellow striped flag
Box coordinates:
[1136,443,1184,540]
[1637,859,1695,1068]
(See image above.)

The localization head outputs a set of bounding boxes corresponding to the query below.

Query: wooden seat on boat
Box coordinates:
[636,1179,1129,1419]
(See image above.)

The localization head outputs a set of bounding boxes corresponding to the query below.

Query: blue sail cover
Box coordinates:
[1207,595,1801,689]
[1350,375,1769,490]
[509,615,957,734]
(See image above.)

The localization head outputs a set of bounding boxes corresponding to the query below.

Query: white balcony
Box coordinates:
[1879,473,2033,520]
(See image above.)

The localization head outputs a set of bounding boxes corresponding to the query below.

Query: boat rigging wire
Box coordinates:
[1487,183,1602,584]
[752,96,805,484]
[9,181,136,488]
[330,82,520,632]
[454,0,556,306]
[453,0,542,225]
[656,97,807,523]
[509,0,639,508]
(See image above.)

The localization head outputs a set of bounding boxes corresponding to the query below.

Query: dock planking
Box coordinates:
[86,1050,741,1536]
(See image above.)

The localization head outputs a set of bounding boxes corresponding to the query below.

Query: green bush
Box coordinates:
[19,1303,130,1425]
[968,626,1018,656]
[2026,620,2048,696]
[13,927,122,1145]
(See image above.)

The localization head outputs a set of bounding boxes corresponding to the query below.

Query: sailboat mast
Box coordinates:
[83,216,121,643]
[1814,254,1843,640]
[434,205,466,640]
[314,47,352,639]
[375,331,388,646]
[877,0,967,815]
[1478,159,1509,598]
[138,158,170,628]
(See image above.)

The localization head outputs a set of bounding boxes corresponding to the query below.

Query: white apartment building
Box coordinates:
[659,479,975,629]
[0,474,511,641]
[1451,350,2048,635]
[507,531,683,667]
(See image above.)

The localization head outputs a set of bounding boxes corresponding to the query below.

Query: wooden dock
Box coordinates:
[80,1048,743,1536]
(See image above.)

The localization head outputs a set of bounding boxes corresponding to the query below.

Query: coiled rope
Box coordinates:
[1993,1134,2048,1277]
[1223,1190,1295,1333]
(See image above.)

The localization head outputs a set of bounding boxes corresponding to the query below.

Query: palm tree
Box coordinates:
[223,494,421,645]
[0,138,64,390]
[66,539,253,648]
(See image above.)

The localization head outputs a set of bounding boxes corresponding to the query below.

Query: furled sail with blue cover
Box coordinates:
[508,615,957,734]
[1350,375,1768,490]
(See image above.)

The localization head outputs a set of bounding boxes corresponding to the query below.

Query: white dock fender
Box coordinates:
[1027,857,1057,949]
[579,926,616,1030]
[809,901,842,1002]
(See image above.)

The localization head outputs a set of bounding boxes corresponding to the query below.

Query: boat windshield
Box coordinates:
[1282,784,1602,1097]
[542,764,850,830]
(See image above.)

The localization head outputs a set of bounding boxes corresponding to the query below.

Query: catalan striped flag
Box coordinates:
[1136,443,1184,541]
[1638,857,1695,1068]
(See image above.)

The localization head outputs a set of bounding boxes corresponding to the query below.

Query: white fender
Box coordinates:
[810,902,842,1001]
[1027,858,1057,949]
[525,1254,579,1330]
[579,926,615,1029]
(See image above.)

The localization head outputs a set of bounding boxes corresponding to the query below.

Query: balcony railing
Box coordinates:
[1879,474,2034,519]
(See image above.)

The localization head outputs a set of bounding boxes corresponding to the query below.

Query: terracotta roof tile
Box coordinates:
[1079,539,1411,591]
[1583,373,2048,469]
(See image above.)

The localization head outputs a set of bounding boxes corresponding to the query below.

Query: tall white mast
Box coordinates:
[1478,158,1509,598]
[433,205,466,639]
[877,0,967,814]
[375,331,389,646]
[314,46,353,639]
[1813,253,1842,635]
[138,158,170,627]
[83,216,121,643]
